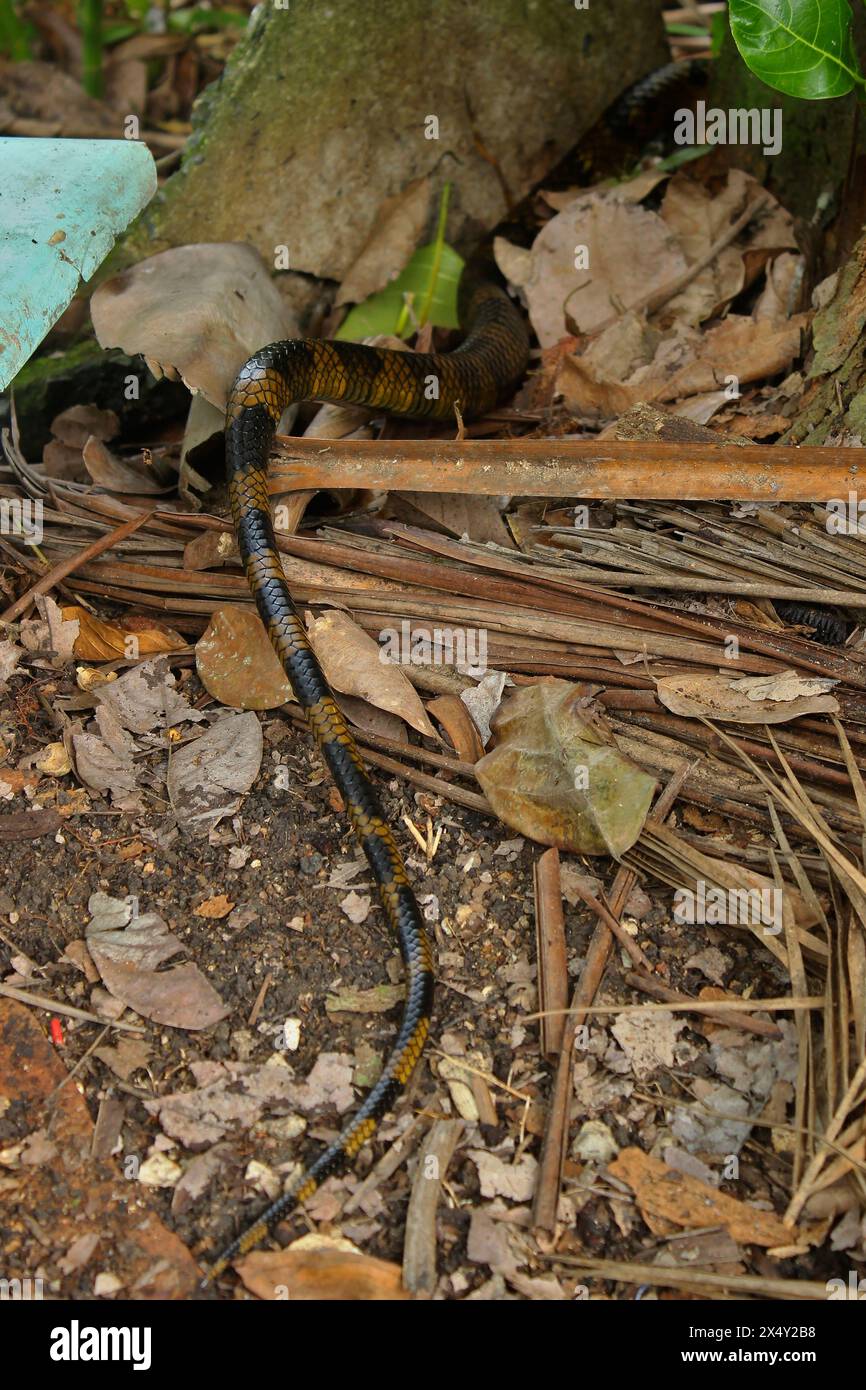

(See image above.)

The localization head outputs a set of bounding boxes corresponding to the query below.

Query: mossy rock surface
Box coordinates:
[113,0,670,281]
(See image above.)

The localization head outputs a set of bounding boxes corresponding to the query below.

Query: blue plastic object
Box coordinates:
[0,137,157,390]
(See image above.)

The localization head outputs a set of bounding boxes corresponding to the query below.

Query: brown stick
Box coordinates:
[534,849,569,1058]
[269,437,865,502]
[532,763,693,1234]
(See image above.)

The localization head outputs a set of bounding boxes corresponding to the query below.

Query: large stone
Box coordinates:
[117,0,670,281]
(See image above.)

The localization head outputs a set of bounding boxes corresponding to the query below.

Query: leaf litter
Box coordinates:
[2,61,866,1303]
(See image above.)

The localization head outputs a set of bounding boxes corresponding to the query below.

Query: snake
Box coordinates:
[205,55,708,1285]
[203,270,528,1284]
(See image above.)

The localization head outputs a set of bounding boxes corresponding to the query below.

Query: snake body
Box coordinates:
[205,271,528,1282]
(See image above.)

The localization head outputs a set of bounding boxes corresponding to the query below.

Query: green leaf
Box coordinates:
[729,0,863,99]
[336,242,464,341]
[655,143,713,172]
[665,22,709,36]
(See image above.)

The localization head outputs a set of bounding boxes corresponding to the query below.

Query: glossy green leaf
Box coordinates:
[336,242,464,342]
[729,0,863,99]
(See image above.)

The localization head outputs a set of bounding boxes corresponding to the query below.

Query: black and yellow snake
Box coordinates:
[207,57,705,1285]
[204,273,527,1283]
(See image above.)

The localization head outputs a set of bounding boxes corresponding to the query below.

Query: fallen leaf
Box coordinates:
[196,606,292,710]
[91,243,298,411]
[325,983,403,1015]
[307,609,438,738]
[95,657,203,733]
[236,1247,410,1300]
[496,191,686,346]
[194,894,235,920]
[656,670,839,723]
[167,711,263,835]
[336,177,430,306]
[86,892,230,1030]
[62,608,185,662]
[468,1149,538,1202]
[475,681,656,856]
[609,1147,796,1246]
[611,1010,685,1078]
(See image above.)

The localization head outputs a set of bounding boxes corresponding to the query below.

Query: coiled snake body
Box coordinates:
[206,273,528,1282]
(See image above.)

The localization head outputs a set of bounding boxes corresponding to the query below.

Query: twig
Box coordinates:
[402,1118,463,1296]
[541,1254,832,1301]
[0,983,145,1033]
[534,848,568,1058]
[624,970,783,1038]
[532,764,692,1235]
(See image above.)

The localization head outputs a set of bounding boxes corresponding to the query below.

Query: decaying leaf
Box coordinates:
[85,892,229,1030]
[62,607,185,662]
[475,681,656,856]
[0,641,24,693]
[496,192,687,346]
[611,1010,686,1078]
[336,177,431,306]
[236,1247,410,1301]
[656,670,840,723]
[167,711,263,834]
[95,657,203,733]
[468,1149,538,1202]
[196,606,293,710]
[608,1147,796,1246]
[91,243,298,410]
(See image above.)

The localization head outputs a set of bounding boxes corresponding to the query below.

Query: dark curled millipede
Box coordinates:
[203,270,528,1284]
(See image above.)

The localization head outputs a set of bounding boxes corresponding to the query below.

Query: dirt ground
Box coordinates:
[1,654,859,1302]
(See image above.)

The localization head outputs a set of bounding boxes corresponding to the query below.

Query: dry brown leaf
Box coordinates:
[306,609,438,739]
[557,312,808,420]
[335,177,430,306]
[91,243,298,410]
[497,191,687,346]
[194,894,235,920]
[196,606,293,710]
[86,892,230,1030]
[609,1147,796,1246]
[236,1247,410,1301]
[427,694,485,762]
[656,671,839,724]
[658,170,749,323]
[81,437,171,494]
[62,607,185,662]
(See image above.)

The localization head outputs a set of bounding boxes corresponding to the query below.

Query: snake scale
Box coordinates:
[207,57,704,1285]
